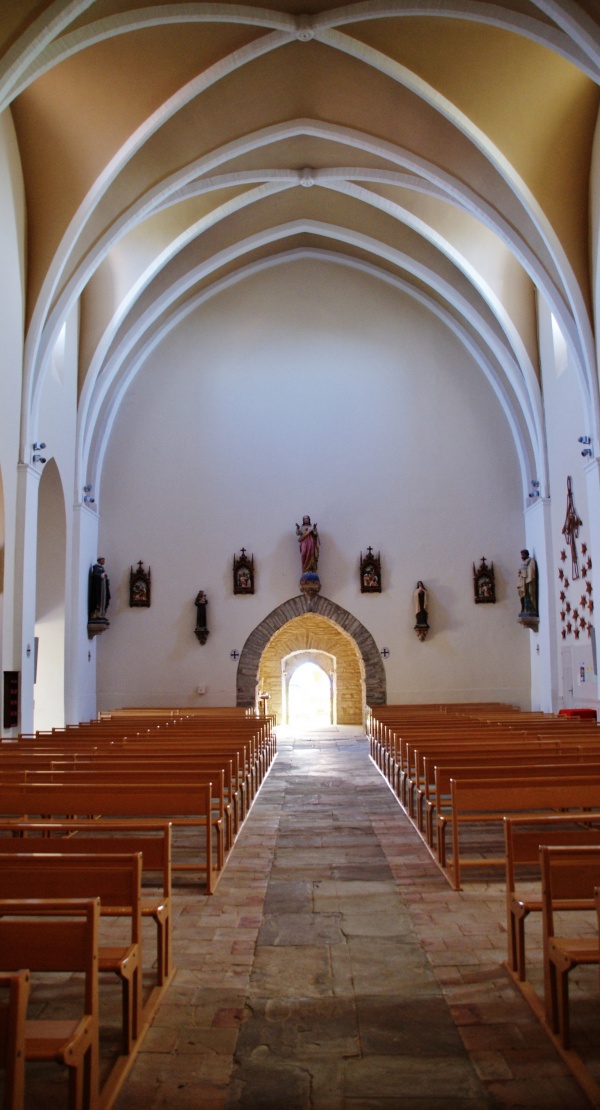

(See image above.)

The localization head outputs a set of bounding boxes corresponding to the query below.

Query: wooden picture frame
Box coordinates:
[360,548,382,593]
[233,549,254,594]
[129,560,151,607]
[473,557,495,603]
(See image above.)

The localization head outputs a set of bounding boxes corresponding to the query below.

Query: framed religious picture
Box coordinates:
[360,547,382,593]
[233,548,254,594]
[129,560,151,607]
[473,557,495,603]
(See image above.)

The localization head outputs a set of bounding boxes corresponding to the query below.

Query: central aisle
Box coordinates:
[225,727,489,1107]
[116,727,587,1109]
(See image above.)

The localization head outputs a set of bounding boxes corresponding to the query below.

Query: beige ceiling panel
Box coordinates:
[347,18,600,295]
[78,184,255,374]
[10,22,262,314]
[360,181,539,371]
[70,39,540,296]
[105,186,512,368]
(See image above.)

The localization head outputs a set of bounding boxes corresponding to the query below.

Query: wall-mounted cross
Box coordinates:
[381,647,390,658]
[230,649,240,660]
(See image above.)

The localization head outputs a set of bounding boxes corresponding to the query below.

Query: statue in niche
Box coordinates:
[517,549,539,628]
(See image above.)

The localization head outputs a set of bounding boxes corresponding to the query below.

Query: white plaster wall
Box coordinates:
[34,461,66,730]
[0,110,25,732]
[97,258,530,711]
[591,108,600,390]
[538,296,597,710]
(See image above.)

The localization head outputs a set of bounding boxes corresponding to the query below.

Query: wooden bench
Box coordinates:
[0,970,29,1110]
[0,781,218,893]
[0,897,100,1110]
[0,821,174,990]
[540,844,600,1048]
[426,758,600,847]
[503,813,600,981]
[0,768,230,867]
[438,776,600,889]
[0,854,142,1065]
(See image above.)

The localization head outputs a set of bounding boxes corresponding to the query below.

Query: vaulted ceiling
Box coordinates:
[2,0,599,489]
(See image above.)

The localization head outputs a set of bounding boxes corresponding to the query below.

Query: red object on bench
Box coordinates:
[558,709,597,720]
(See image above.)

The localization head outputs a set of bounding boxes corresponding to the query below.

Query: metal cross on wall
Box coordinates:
[562,476,583,580]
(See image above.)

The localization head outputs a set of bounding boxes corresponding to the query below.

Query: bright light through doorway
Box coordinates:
[288,662,332,726]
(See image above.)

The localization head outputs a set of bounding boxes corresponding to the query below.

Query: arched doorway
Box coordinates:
[34,459,66,731]
[284,651,335,726]
[237,595,386,724]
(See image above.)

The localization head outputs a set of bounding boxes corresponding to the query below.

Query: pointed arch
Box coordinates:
[236,594,386,709]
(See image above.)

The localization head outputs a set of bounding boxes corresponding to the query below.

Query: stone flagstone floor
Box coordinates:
[115,726,595,1109]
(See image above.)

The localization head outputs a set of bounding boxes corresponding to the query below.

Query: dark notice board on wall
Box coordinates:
[3,671,19,729]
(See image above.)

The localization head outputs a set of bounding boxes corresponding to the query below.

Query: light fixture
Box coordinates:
[83,484,92,493]
[528,480,540,499]
[581,448,593,458]
[32,442,46,450]
[32,454,46,464]
[578,436,591,444]
[83,495,95,503]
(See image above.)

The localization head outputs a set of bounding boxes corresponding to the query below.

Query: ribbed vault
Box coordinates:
[1,0,598,492]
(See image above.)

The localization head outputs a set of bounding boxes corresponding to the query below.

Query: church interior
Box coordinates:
[1,0,600,1107]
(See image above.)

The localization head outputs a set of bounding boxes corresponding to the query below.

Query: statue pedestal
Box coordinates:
[299,573,321,601]
[87,617,110,640]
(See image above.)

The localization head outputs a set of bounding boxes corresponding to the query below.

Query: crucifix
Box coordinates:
[562,476,583,580]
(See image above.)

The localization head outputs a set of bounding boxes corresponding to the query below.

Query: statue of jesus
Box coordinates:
[295,516,319,574]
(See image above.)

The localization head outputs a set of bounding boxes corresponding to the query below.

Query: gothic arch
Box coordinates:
[236,594,386,710]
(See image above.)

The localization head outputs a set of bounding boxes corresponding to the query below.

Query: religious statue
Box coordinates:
[517,549,539,627]
[194,590,209,644]
[295,516,319,574]
[414,581,429,641]
[87,557,111,638]
[295,515,321,602]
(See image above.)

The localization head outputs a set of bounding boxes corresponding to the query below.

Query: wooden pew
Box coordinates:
[503,813,600,981]
[0,854,142,1064]
[0,768,230,867]
[426,758,600,848]
[0,821,174,990]
[540,844,600,1049]
[0,782,218,893]
[0,897,100,1110]
[438,775,600,889]
[0,970,29,1110]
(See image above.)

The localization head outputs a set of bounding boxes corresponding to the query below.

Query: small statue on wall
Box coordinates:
[194,590,209,645]
[517,549,539,628]
[414,580,429,641]
[88,556,111,639]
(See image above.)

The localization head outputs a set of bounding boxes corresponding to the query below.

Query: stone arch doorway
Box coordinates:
[236,595,386,724]
[283,650,336,726]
